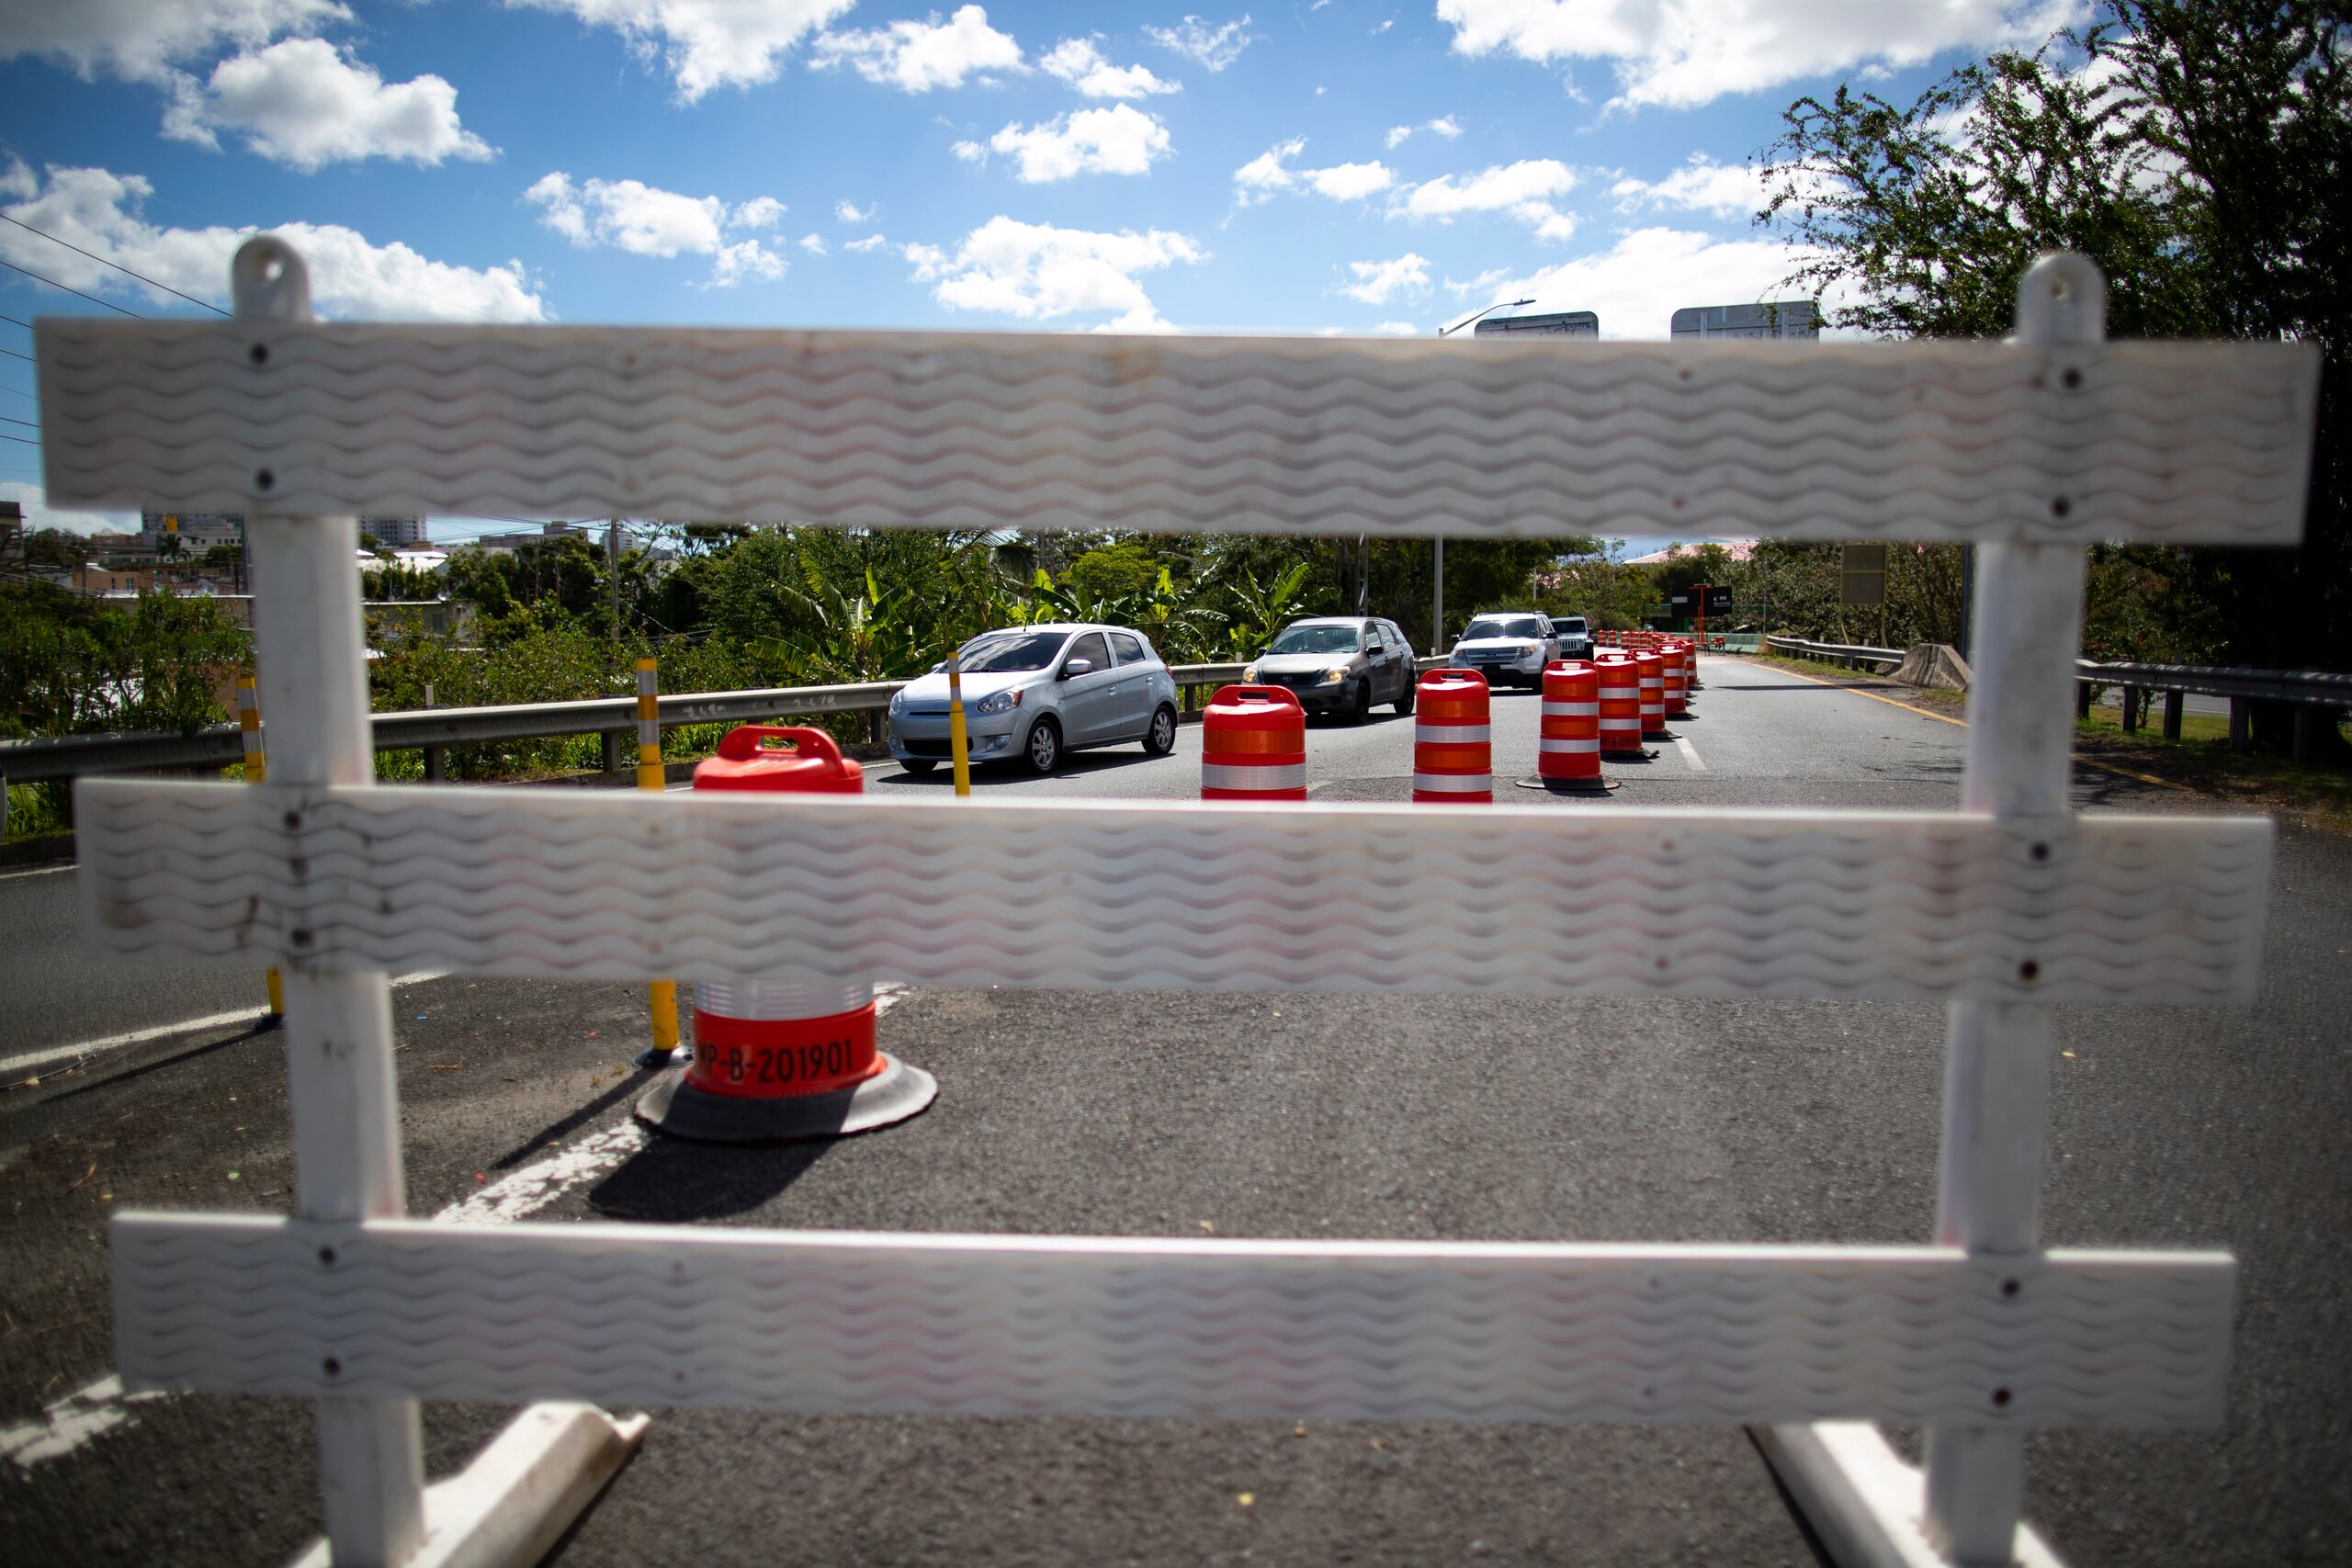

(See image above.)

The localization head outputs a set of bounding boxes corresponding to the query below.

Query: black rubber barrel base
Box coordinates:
[1515,774,1621,794]
[636,1054,937,1144]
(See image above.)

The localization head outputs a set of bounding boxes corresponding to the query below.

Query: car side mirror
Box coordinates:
[1061,658,1094,678]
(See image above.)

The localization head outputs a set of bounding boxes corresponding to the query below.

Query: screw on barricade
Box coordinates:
[636,727,936,1142]
[1410,669,1490,804]
[631,656,685,1072]
[1201,685,1307,801]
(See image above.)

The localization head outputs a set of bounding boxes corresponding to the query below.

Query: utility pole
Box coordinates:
[606,518,622,650]
[1430,299,1532,654]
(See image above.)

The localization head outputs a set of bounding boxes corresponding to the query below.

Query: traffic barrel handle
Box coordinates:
[715,725,846,763]
[1216,683,1306,710]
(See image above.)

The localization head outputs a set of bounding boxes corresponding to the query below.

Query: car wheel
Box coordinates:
[1142,703,1179,756]
[1023,716,1062,774]
[1394,678,1416,716]
[901,759,937,775]
[1348,680,1373,724]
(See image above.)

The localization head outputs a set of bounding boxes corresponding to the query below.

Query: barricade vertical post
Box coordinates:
[636,657,680,1066]
[235,674,285,1027]
[1919,253,2101,1563]
[232,240,427,1565]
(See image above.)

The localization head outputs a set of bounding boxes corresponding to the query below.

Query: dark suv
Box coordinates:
[1242,616,1418,721]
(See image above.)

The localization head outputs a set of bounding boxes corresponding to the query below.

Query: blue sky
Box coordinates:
[1,0,2084,537]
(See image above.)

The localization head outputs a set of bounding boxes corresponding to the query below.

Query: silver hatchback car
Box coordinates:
[887,623,1183,775]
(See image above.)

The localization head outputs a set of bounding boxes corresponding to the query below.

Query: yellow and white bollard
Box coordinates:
[236,674,285,1030]
[633,657,684,1068]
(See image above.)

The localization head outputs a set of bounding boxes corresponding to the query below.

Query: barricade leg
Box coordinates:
[239,238,638,1568]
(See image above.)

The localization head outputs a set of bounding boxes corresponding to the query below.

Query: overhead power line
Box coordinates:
[1,431,40,446]
[0,256,142,318]
[2,312,31,331]
[1,214,229,317]
[0,414,34,429]
[2,345,30,363]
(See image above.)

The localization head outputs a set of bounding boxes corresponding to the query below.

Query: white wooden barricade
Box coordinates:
[40,241,2316,1568]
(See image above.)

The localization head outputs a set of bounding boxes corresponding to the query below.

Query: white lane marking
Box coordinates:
[1673,735,1709,772]
[0,863,76,885]
[0,971,452,1079]
[433,981,910,1226]
[0,1374,166,1474]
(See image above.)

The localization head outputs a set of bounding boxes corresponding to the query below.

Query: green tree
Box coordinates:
[1760,0,2350,749]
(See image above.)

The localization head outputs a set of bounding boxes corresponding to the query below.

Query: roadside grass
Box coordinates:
[1732,651,2352,833]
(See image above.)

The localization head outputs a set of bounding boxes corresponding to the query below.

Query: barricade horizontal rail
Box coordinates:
[0,666,1251,786]
[76,781,2271,1005]
[36,321,2317,546]
[113,1214,2235,1431]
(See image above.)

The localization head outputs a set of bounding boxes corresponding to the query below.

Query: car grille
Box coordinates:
[901,738,952,757]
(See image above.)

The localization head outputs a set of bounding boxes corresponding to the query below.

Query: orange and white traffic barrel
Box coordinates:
[1202,685,1307,801]
[1411,669,1490,803]
[1538,660,1600,783]
[637,727,936,1143]
[1634,650,1668,738]
[1596,654,1644,754]
[1661,642,1690,716]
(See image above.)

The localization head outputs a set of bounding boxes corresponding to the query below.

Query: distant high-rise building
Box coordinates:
[360,515,428,547]
[140,512,245,552]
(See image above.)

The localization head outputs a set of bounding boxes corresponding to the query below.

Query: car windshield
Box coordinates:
[1463,616,1545,640]
[1266,625,1362,655]
[957,631,1069,672]
[1555,618,1588,634]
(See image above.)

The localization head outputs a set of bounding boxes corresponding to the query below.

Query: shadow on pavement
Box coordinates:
[586,1130,832,1221]
[487,1070,651,1171]
[869,748,1180,788]
[37,1017,277,1105]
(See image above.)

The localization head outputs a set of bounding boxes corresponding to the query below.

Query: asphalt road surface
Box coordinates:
[6,658,2348,1567]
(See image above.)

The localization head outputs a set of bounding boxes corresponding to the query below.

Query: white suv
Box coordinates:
[1448,612,1558,691]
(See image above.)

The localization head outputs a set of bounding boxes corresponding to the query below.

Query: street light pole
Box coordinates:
[1431,298,1535,651]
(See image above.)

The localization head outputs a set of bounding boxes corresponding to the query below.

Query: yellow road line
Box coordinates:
[1725,657,2195,794]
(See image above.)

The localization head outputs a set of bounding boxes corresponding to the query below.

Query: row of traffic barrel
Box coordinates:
[1201,637,1700,803]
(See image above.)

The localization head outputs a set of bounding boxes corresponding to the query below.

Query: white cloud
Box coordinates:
[0,481,135,538]
[1611,153,1767,220]
[1304,161,1394,199]
[1446,225,1835,338]
[1372,320,1419,334]
[523,172,786,285]
[708,238,786,287]
[0,0,348,85]
[506,0,856,103]
[797,231,828,254]
[1386,115,1463,150]
[810,4,1023,92]
[844,232,888,253]
[978,107,1175,183]
[1143,14,1254,72]
[1340,253,1430,305]
[1232,139,1392,205]
[834,198,875,223]
[0,161,546,321]
[1042,36,1180,97]
[164,38,494,169]
[735,196,786,229]
[1395,158,1578,238]
[1372,18,1393,34]
[1434,0,2084,110]
[906,215,1204,330]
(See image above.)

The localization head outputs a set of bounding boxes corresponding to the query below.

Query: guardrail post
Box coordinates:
[421,681,444,782]
[2229,696,2250,753]
[2293,704,2312,762]
[2120,685,2140,735]
[2163,690,2184,741]
[601,728,627,775]
[233,239,427,1565]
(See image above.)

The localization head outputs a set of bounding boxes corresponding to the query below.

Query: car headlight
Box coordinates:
[1517,643,1538,658]
[973,688,1020,716]
[1317,666,1348,685]
[888,689,907,714]
[1241,662,1258,682]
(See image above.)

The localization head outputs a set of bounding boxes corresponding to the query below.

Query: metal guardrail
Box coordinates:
[0,663,1260,788]
[1763,635,1905,669]
[2075,660,2349,756]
